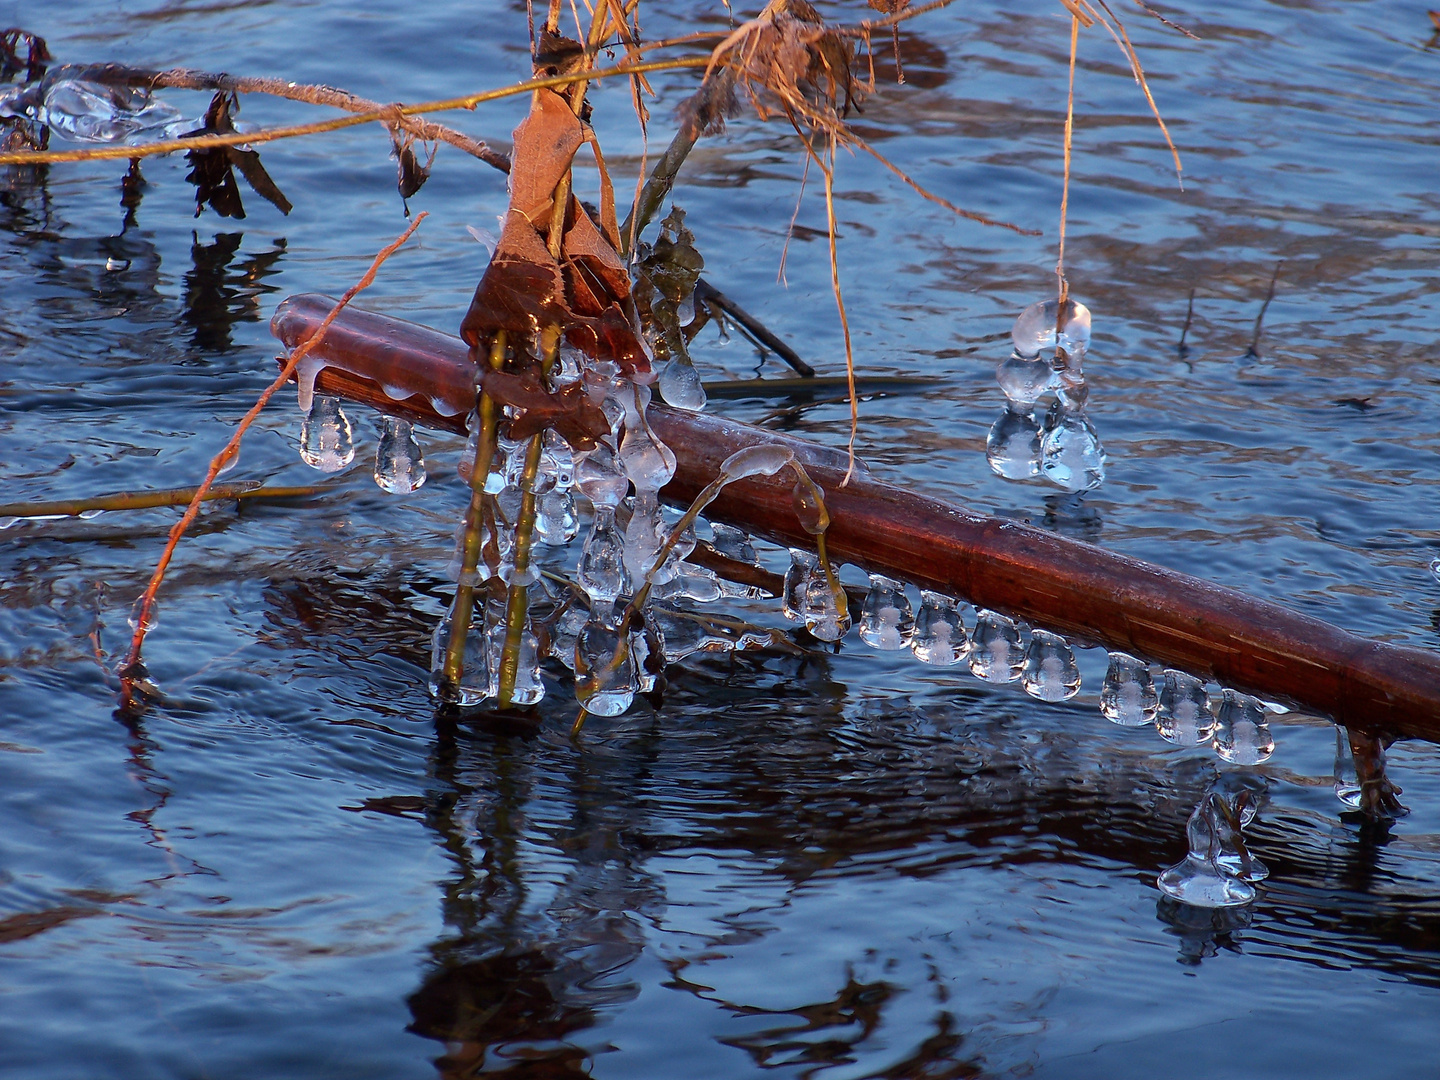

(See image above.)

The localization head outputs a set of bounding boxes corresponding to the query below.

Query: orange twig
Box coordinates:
[118,213,428,707]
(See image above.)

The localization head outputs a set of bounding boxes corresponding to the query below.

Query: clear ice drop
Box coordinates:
[720,443,795,481]
[574,613,638,716]
[657,356,707,411]
[802,563,851,642]
[1100,651,1159,726]
[1213,689,1275,765]
[911,591,968,666]
[534,489,578,546]
[1156,669,1215,745]
[429,600,490,707]
[986,406,1042,480]
[373,416,427,494]
[299,395,355,473]
[1020,629,1081,701]
[968,610,1025,683]
[487,612,545,706]
[1040,406,1106,493]
[858,574,913,650]
[575,437,629,509]
[1011,297,1092,360]
[995,352,1058,407]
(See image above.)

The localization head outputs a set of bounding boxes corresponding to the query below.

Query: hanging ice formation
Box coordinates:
[988,297,1106,492]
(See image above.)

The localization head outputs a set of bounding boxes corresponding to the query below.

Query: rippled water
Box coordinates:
[3,0,1440,1076]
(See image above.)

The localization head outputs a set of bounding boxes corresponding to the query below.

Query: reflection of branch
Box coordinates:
[70,63,510,174]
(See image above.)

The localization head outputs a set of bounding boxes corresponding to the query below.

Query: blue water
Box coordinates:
[2,0,1440,1076]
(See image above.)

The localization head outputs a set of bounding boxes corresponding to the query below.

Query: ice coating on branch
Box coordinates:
[1011,298,1092,360]
[911,591,968,666]
[299,395,355,472]
[430,597,491,707]
[711,523,764,599]
[802,564,850,642]
[1213,689,1274,765]
[35,79,196,144]
[859,574,913,650]
[1100,651,1158,726]
[1157,793,1257,908]
[1020,629,1080,701]
[618,383,676,491]
[374,416,426,494]
[487,613,545,705]
[720,444,795,482]
[969,610,1024,682]
[623,494,669,586]
[1157,669,1215,745]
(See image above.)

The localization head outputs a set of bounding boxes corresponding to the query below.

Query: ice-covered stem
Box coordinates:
[788,462,847,630]
[1347,728,1408,820]
[439,330,507,698]
[496,432,546,708]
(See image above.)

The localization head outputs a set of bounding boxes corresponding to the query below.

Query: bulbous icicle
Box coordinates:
[720,443,795,481]
[1156,793,1256,908]
[534,489,578,546]
[429,600,490,707]
[574,612,637,716]
[1156,669,1215,745]
[619,383,676,491]
[782,548,816,622]
[1020,629,1080,701]
[1040,407,1106,493]
[487,611,545,706]
[575,437,629,509]
[911,591,968,666]
[995,352,1058,407]
[858,574,913,650]
[1100,651,1159,726]
[1213,689,1275,765]
[657,356,707,411]
[374,416,427,494]
[299,395,354,472]
[968,610,1024,683]
[986,406,1041,480]
[802,564,850,642]
[623,494,668,586]
[579,505,629,606]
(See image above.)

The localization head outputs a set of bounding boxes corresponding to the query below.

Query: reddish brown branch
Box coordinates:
[269,295,1440,742]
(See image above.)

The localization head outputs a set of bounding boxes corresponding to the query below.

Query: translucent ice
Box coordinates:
[1011,297,1092,360]
[1156,793,1256,908]
[373,416,426,493]
[1213,689,1275,765]
[721,443,795,481]
[574,613,638,716]
[575,438,629,509]
[542,428,576,491]
[618,384,676,491]
[711,523,764,599]
[1100,651,1159,726]
[782,548,817,622]
[1020,629,1080,701]
[579,506,629,605]
[1333,725,1362,809]
[429,600,490,707]
[657,355,707,411]
[1040,405,1106,492]
[1156,670,1215,745]
[487,612,545,706]
[986,406,1042,480]
[534,489,578,546]
[802,563,851,642]
[968,610,1024,683]
[858,574,914,650]
[911,591,968,666]
[299,395,355,472]
[995,352,1058,407]
[623,494,668,586]
[39,79,195,145]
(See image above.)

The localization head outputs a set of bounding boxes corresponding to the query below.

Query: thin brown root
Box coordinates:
[118,213,428,701]
[1082,0,1183,187]
[1056,12,1079,311]
[819,135,858,486]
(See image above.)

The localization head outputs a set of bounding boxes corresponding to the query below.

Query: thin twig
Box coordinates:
[1057,13,1079,313]
[0,482,322,521]
[118,213,428,705]
[1245,260,1282,359]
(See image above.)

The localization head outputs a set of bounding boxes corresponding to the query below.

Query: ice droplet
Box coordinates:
[911,591,969,666]
[619,383,676,491]
[1011,298,1092,360]
[1040,404,1106,492]
[1100,651,1159,726]
[986,406,1042,480]
[1156,669,1215,745]
[657,356,707,411]
[128,595,158,633]
[373,416,427,494]
[575,437,629,509]
[1213,689,1275,765]
[429,599,490,707]
[802,564,851,642]
[298,395,355,473]
[968,610,1025,683]
[858,574,914,650]
[1020,629,1080,701]
[720,443,795,481]
[574,612,637,716]
[995,352,1058,407]
[711,523,764,599]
